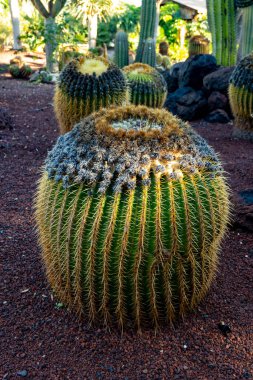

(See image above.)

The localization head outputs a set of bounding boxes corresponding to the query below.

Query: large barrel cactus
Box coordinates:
[206,0,236,66]
[236,0,253,58]
[54,55,128,134]
[188,35,210,56]
[35,105,230,330]
[123,63,167,108]
[229,53,253,139]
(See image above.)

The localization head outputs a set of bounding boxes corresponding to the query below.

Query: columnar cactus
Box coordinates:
[188,35,210,56]
[114,31,129,69]
[229,53,253,138]
[123,63,167,108]
[236,0,253,58]
[136,0,156,62]
[54,55,128,133]
[35,105,230,330]
[206,0,236,66]
[142,38,156,67]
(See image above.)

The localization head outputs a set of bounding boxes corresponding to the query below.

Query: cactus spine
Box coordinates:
[206,0,236,66]
[236,1,253,58]
[229,53,253,138]
[54,55,128,133]
[123,63,167,108]
[142,38,156,67]
[114,31,129,69]
[188,35,210,56]
[35,105,230,330]
[136,0,156,62]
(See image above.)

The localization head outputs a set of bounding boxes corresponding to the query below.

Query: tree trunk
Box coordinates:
[9,0,22,50]
[87,14,98,49]
[44,17,58,73]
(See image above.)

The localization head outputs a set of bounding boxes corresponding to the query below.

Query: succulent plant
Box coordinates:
[188,35,210,56]
[35,105,230,330]
[136,0,156,62]
[236,0,253,58]
[114,31,129,69]
[159,41,169,56]
[54,55,128,133]
[142,38,156,67]
[9,64,32,79]
[123,63,167,108]
[229,53,253,138]
[206,0,236,66]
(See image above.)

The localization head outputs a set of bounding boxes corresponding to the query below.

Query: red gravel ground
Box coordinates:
[0,76,253,380]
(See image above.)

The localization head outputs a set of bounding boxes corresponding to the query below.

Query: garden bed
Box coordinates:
[0,77,252,379]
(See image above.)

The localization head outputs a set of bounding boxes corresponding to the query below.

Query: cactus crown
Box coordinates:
[189,35,210,48]
[78,57,109,76]
[229,53,253,91]
[236,0,253,7]
[46,105,222,193]
[124,63,155,81]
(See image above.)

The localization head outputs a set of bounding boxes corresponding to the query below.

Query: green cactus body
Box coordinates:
[206,0,236,66]
[156,53,163,66]
[123,63,167,108]
[236,0,253,6]
[9,64,32,79]
[229,53,253,136]
[159,41,169,56]
[9,64,20,78]
[188,35,210,56]
[114,31,129,69]
[136,0,156,62]
[35,106,230,330]
[161,56,171,69]
[239,5,253,58]
[54,55,128,133]
[142,38,156,67]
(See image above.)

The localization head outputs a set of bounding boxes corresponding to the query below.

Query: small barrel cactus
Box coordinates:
[188,35,210,56]
[114,30,129,69]
[142,38,156,67]
[159,41,169,56]
[9,64,32,79]
[35,105,230,330]
[229,53,253,139]
[123,63,167,108]
[54,55,128,133]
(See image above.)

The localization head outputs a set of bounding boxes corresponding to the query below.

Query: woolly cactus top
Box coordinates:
[230,53,253,91]
[236,0,253,7]
[45,106,222,192]
[189,35,210,46]
[124,63,165,86]
[58,55,126,97]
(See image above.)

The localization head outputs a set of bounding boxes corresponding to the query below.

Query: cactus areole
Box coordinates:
[36,106,230,329]
[54,55,127,134]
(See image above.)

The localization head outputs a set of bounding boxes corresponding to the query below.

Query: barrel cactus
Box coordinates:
[188,35,210,56]
[9,64,32,79]
[229,53,253,139]
[206,0,236,66]
[114,30,129,69]
[236,0,253,58]
[159,41,169,56]
[123,63,167,108]
[35,105,230,330]
[54,55,128,134]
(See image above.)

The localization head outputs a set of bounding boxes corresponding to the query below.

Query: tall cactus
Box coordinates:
[54,55,128,133]
[114,30,129,69]
[35,105,230,330]
[229,53,253,139]
[136,0,156,62]
[123,63,167,107]
[142,38,156,67]
[236,0,253,58]
[188,35,210,56]
[206,0,236,66]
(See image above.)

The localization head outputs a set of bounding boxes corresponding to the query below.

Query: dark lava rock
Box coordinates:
[203,66,235,94]
[208,91,228,111]
[164,87,207,121]
[179,54,218,89]
[234,205,253,232]
[0,108,13,130]
[161,70,178,93]
[204,109,230,123]
[170,62,184,79]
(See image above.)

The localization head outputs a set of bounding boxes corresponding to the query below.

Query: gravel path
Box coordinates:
[0,77,253,380]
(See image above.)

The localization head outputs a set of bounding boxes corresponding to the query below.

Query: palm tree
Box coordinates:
[75,0,113,49]
[9,0,22,50]
[30,0,67,72]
